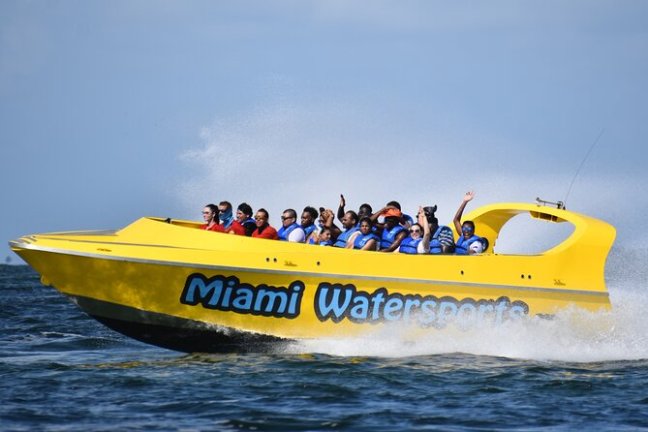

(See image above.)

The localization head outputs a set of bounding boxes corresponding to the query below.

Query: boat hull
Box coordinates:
[13,242,610,353]
[79,296,289,353]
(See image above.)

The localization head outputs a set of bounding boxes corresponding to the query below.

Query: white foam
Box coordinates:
[287,250,648,362]
[287,277,648,363]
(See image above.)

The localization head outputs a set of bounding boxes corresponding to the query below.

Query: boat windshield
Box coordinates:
[493,213,575,255]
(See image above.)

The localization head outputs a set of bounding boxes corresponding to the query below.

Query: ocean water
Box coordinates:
[2,248,648,431]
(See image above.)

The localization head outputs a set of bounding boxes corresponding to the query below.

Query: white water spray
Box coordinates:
[289,249,648,362]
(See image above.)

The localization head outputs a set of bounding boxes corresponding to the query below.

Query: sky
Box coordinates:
[2,1,647,262]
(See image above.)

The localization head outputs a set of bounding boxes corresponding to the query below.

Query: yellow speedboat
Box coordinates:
[9,202,615,353]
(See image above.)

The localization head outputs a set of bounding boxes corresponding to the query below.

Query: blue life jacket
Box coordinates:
[380,225,406,249]
[430,225,453,254]
[399,236,422,254]
[308,237,332,246]
[353,232,379,250]
[278,222,301,241]
[455,234,481,255]
[333,227,359,248]
[302,224,316,238]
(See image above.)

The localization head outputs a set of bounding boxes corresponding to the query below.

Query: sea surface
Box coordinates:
[2,248,648,431]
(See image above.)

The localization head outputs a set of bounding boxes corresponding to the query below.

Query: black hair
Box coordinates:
[283,208,297,219]
[303,206,318,220]
[359,203,373,214]
[359,216,373,226]
[205,204,220,216]
[345,210,359,224]
[219,201,232,211]
[237,202,253,217]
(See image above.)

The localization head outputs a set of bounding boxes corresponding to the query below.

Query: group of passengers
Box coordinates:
[200,192,488,255]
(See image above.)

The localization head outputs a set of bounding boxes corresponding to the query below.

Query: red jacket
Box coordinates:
[228,220,246,235]
[251,225,279,240]
[201,223,225,233]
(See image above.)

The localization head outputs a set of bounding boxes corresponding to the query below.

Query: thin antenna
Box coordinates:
[563,128,605,206]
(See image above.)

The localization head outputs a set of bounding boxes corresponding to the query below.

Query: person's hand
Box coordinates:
[463,191,475,202]
[339,194,346,207]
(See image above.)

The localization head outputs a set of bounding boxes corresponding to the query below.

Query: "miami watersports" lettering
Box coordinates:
[179,274,530,326]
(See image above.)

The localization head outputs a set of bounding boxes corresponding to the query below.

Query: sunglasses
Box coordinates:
[409,229,421,233]
[281,216,294,221]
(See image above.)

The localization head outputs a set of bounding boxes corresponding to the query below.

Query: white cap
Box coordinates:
[469,241,484,254]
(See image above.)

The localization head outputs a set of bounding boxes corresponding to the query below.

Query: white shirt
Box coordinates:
[287,226,306,243]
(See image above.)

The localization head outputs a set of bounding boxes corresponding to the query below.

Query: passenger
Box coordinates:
[358,203,373,221]
[309,227,333,246]
[337,194,373,226]
[278,209,306,242]
[251,208,279,240]
[453,191,483,255]
[319,208,342,241]
[201,204,226,232]
[348,217,379,251]
[228,202,256,236]
[218,201,234,230]
[423,205,455,254]
[333,211,359,248]
[301,206,319,242]
[398,207,431,254]
[378,208,408,252]
[385,201,414,228]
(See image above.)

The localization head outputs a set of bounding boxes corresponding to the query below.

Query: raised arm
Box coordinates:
[323,209,342,240]
[369,205,398,225]
[418,206,431,252]
[453,191,475,234]
[336,194,346,223]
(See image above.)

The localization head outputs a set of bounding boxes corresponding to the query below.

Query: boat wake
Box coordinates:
[289,279,648,362]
